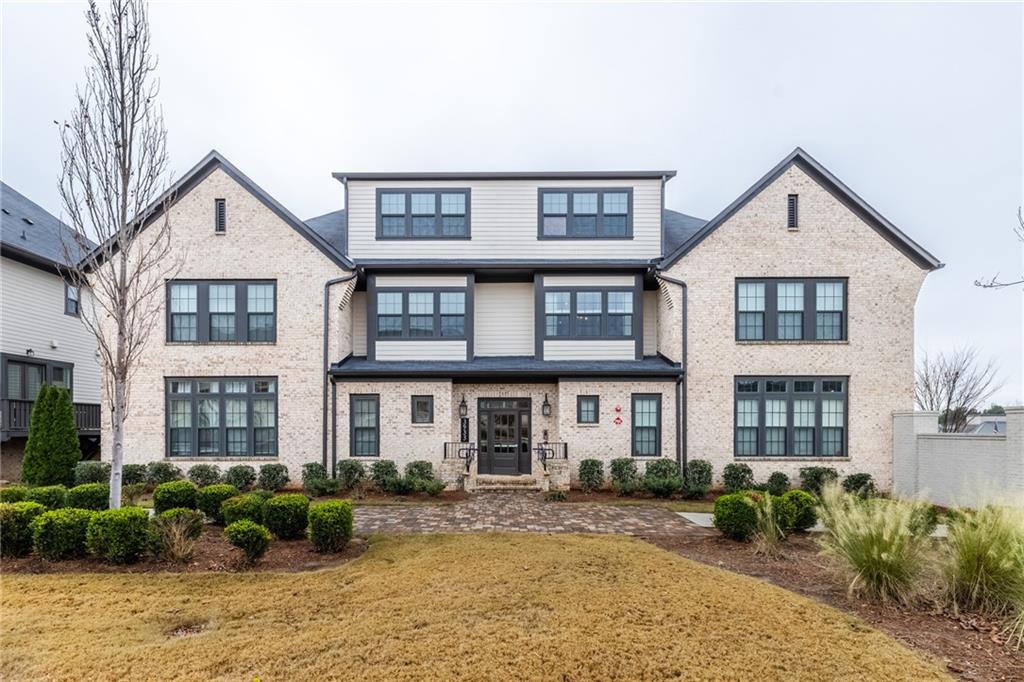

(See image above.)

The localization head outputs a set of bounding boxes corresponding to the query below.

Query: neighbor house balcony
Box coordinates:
[1,398,101,441]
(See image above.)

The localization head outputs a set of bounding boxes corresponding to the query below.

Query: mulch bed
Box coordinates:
[644,532,1023,682]
[0,525,366,574]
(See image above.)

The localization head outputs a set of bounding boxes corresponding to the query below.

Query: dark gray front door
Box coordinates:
[477,399,531,475]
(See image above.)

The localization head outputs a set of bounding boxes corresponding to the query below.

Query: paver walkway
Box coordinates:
[355,492,710,536]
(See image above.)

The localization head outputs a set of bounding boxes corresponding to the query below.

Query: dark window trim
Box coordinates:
[733,375,849,458]
[214,198,226,233]
[411,395,434,424]
[1,353,74,401]
[537,187,634,240]
[64,283,80,317]
[631,393,662,457]
[576,395,600,424]
[375,188,472,240]
[165,280,277,344]
[350,393,381,457]
[541,286,638,340]
[787,194,798,229]
[735,278,848,342]
[164,376,279,458]
[372,287,468,341]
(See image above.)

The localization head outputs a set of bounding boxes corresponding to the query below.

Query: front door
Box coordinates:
[477,399,531,475]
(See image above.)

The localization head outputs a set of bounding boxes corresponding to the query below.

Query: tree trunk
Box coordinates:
[109,385,124,509]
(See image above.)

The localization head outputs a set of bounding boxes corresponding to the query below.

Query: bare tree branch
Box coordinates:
[974,208,1024,289]
[915,347,1004,432]
[57,0,182,508]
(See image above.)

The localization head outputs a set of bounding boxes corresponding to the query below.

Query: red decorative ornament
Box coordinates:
[614,405,622,413]
[613,416,623,425]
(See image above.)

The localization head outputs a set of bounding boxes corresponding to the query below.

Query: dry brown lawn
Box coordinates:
[1,533,949,681]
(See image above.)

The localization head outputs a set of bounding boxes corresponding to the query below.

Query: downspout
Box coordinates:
[655,272,687,474]
[323,271,359,469]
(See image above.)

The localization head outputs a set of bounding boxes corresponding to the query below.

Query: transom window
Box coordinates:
[166,377,277,457]
[377,189,470,239]
[544,289,635,338]
[734,377,847,457]
[538,188,633,238]
[735,279,846,341]
[577,395,599,424]
[375,290,466,339]
[167,281,276,343]
[631,394,661,457]
[351,394,380,456]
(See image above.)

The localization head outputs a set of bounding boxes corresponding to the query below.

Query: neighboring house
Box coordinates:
[0,182,101,481]
[98,147,941,491]
[964,415,1007,435]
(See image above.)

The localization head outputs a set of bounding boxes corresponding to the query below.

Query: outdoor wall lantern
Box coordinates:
[458,394,468,417]
[25,348,34,357]
[542,394,552,416]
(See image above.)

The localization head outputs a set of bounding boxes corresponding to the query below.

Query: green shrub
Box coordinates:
[545,490,568,502]
[301,462,329,486]
[188,464,222,488]
[645,459,679,479]
[151,508,204,561]
[783,489,818,531]
[0,501,46,557]
[26,485,67,509]
[578,459,604,492]
[723,463,755,492]
[74,461,111,485]
[644,476,683,499]
[65,483,108,511]
[223,465,257,491]
[766,471,790,497]
[816,483,931,604]
[799,466,838,496]
[909,504,939,537]
[85,507,150,564]
[609,458,638,494]
[221,493,267,526]
[153,480,198,514]
[122,464,147,486]
[249,489,274,501]
[122,482,147,506]
[404,460,434,482]
[146,461,183,486]
[942,504,1024,619]
[263,493,310,539]
[683,459,713,499]
[308,500,354,552]
[370,460,399,489]
[336,460,366,490]
[196,484,240,524]
[224,519,272,564]
[713,492,759,541]
[745,492,789,556]
[841,473,876,498]
[257,464,289,491]
[306,477,341,497]
[31,508,95,560]
[383,475,417,496]
[22,386,81,487]
[420,479,445,497]
[0,485,29,503]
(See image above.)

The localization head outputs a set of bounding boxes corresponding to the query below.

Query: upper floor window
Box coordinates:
[376,189,470,239]
[64,284,80,317]
[167,281,276,343]
[166,377,277,457]
[538,188,632,239]
[735,279,846,342]
[2,355,73,401]
[545,289,635,339]
[375,290,466,339]
[734,377,847,457]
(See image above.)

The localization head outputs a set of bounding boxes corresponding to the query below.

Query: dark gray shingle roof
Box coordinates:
[662,209,707,255]
[331,354,681,378]
[1,181,94,267]
[305,209,346,254]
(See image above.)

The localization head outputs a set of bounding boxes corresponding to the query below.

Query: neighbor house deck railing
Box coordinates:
[1,399,101,437]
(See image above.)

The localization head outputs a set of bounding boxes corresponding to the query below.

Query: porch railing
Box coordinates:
[1,399,101,437]
[534,441,568,471]
[443,441,477,473]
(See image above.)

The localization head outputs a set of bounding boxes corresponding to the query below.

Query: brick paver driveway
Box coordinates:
[354,492,709,536]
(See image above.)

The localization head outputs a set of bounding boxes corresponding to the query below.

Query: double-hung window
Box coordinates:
[735,279,846,341]
[351,394,380,456]
[577,395,599,424]
[165,377,277,457]
[538,188,633,238]
[543,289,635,339]
[64,284,80,317]
[631,394,661,457]
[167,281,276,343]
[733,377,847,457]
[374,290,467,339]
[376,189,470,238]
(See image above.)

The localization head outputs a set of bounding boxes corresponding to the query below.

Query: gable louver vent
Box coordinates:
[787,194,798,230]
[214,198,226,233]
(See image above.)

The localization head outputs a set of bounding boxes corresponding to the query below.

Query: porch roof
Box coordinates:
[329,355,682,380]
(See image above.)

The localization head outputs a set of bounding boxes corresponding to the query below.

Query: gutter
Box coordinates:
[654,271,688,474]
[322,270,359,469]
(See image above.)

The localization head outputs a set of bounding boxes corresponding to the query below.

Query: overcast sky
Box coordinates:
[3,1,1022,404]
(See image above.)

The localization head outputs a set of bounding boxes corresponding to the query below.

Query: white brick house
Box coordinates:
[99,148,941,490]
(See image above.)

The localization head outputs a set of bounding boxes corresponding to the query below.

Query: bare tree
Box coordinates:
[915,347,1004,432]
[974,208,1024,289]
[58,0,180,508]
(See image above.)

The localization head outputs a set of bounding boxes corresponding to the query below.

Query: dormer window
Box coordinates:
[376,189,470,239]
[538,188,632,239]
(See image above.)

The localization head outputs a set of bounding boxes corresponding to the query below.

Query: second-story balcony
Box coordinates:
[1,398,101,441]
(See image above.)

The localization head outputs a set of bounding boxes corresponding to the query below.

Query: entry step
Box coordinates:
[473,475,543,491]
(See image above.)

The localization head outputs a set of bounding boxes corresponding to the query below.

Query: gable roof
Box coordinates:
[86,150,353,270]
[658,147,943,271]
[305,208,347,254]
[662,208,707,255]
[1,181,95,271]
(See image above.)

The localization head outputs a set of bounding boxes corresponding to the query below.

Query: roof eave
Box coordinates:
[333,170,677,182]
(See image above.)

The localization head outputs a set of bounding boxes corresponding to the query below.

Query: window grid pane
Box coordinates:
[737,283,765,311]
[603,192,628,215]
[543,193,568,214]
[573,193,598,214]
[816,282,844,311]
[381,193,406,215]
[441,193,465,215]
[247,284,274,313]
